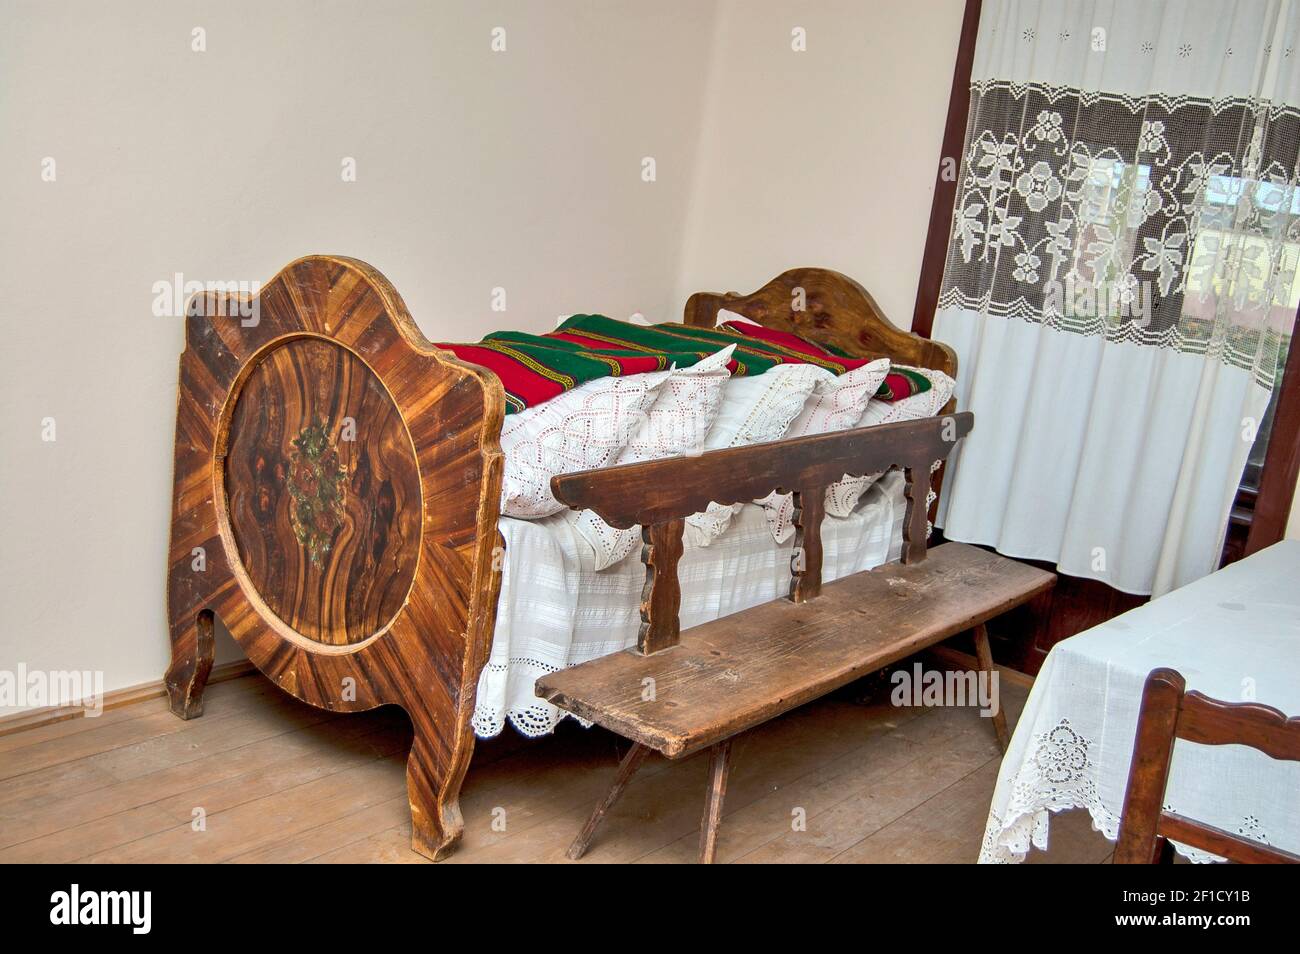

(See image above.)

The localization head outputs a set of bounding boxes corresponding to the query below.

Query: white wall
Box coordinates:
[678,0,964,328]
[0,0,965,711]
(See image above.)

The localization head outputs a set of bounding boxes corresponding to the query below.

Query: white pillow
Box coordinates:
[859,366,955,424]
[569,346,735,568]
[716,307,761,328]
[683,363,833,547]
[758,358,890,543]
[499,368,672,518]
[823,366,957,516]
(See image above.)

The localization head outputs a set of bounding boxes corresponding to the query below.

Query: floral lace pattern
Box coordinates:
[685,364,831,546]
[499,369,671,518]
[940,80,1300,387]
[979,717,1268,864]
[981,717,1110,863]
[759,359,889,542]
[471,658,593,738]
[824,368,956,519]
[571,347,733,568]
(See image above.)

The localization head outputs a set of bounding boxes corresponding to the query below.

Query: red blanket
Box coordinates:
[439,316,929,414]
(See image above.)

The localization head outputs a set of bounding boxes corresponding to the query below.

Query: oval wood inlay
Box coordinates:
[223,337,422,645]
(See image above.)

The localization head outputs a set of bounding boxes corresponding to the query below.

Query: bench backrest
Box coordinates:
[551,411,974,654]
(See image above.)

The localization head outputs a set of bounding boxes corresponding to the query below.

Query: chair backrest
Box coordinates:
[1115,667,1300,864]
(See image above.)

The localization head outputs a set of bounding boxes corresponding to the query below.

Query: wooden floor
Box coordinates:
[0,657,1115,863]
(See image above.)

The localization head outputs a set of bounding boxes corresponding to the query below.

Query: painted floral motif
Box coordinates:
[286,419,347,566]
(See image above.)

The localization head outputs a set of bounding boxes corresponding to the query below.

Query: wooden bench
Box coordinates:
[536,411,1055,863]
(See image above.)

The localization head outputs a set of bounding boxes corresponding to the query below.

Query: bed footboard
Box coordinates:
[164,255,504,860]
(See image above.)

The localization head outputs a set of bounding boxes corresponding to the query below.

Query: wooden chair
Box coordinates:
[1114,667,1300,864]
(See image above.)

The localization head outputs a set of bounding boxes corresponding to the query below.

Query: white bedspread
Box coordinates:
[472,472,906,738]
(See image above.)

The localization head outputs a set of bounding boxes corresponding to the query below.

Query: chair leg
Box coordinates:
[1115,671,1184,864]
[1157,836,1176,864]
[567,742,651,860]
[972,622,1010,753]
[699,739,733,864]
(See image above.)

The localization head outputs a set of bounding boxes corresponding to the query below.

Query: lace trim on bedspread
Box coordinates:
[979,718,1263,864]
[471,658,592,739]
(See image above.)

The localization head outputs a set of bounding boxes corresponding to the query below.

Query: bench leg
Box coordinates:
[566,742,651,860]
[699,739,733,864]
[972,622,1010,753]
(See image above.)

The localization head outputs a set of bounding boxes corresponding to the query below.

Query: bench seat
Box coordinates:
[536,541,1055,759]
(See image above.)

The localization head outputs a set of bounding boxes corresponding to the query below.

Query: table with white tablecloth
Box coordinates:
[980,540,1300,863]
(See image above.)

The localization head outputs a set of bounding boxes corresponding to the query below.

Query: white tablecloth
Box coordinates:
[980,540,1300,863]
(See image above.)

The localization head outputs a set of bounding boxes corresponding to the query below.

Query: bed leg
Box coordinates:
[406,731,468,861]
[165,608,214,720]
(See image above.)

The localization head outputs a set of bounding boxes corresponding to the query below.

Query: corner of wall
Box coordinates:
[671,0,733,315]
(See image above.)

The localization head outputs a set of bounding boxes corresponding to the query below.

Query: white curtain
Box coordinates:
[935,0,1300,595]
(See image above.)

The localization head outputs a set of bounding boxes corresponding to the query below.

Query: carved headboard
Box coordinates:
[683,267,957,384]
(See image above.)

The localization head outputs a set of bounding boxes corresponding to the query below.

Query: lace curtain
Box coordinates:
[935,0,1300,595]
[942,84,1297,384]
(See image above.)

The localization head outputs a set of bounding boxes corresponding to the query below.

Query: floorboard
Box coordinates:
[0,664,1113,863]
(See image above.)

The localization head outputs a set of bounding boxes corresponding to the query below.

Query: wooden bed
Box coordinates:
[164,256,957,861]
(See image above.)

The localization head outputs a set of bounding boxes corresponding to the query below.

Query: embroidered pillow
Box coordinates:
[757,358,891,543]
[683,362,833,547]
[499,368,672,518]
[823,366,957,516]
[860,365,955,423]
[569,346,735,568]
